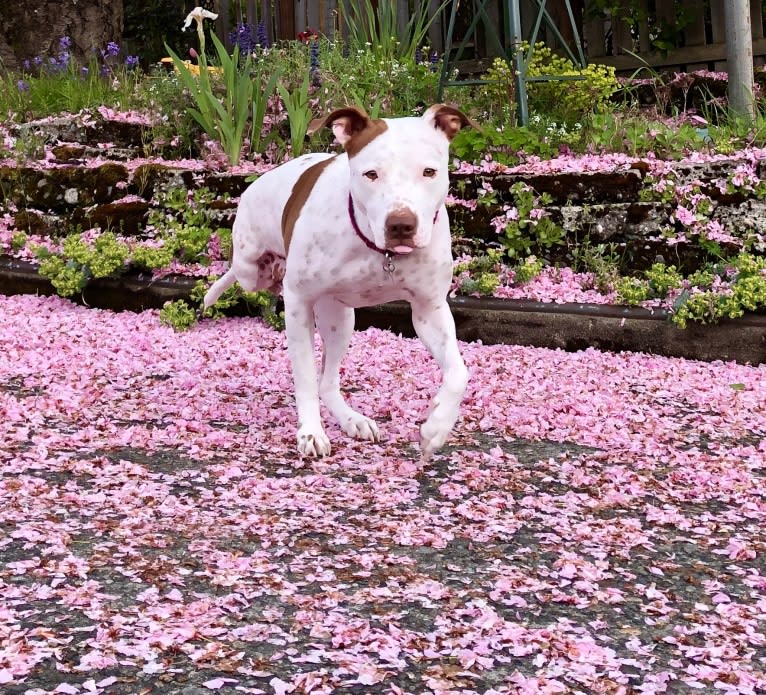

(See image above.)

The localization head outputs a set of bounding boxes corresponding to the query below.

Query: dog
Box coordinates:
[204,104,471,458]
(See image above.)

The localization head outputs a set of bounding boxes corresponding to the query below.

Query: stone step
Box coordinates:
[3,157,762,272]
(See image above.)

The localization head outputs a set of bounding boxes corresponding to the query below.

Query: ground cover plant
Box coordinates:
[0,293,765,694]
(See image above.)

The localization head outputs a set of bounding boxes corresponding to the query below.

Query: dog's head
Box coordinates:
[309,104,471,254]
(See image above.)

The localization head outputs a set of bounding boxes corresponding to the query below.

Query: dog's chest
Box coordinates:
[289,248,437,307]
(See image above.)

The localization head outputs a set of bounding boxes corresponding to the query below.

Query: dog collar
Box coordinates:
[347,194,440,275]
[348,194,389,256]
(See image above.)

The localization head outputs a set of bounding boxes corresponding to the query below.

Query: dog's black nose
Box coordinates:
[385,210,418,238]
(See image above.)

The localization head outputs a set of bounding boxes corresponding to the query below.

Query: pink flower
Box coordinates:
[671,205,696,226]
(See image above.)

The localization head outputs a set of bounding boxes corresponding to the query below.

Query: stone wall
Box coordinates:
[2,113,766,276]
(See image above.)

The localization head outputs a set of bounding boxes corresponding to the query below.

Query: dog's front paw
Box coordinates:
[419,420,449,461]
[419,396,460,460]
[297,426,332,458]
[342,413,380,443]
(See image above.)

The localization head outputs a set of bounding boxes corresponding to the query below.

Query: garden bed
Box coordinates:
[1,112,766,364]
[2,256,763,365]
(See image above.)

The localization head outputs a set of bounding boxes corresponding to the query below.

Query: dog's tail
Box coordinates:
[203,268,237,309]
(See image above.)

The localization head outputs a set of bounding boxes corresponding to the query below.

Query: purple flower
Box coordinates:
[103,41,120,58]
[17,79,30,92]
[33,56,43,66]
[80,66,90,77]
[228,23,256,53]
[59,36,72,50]
[125,55,139,69]
[429,51,440,72]
[257,20,269,48]
[310,40,320,87]
[22,59,31,70]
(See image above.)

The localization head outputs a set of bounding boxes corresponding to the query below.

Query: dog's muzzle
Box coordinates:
[384,208,418,254]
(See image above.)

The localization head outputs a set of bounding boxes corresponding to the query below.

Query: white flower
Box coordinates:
[182,6,218,31]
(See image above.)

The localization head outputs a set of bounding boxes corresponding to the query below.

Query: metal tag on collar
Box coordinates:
[383,251,396,276]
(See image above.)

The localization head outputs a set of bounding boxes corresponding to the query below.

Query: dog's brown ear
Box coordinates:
[423,104,474,141]
[308,106,370,146]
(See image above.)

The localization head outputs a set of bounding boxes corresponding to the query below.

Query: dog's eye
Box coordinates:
[423,168,437,178]
[363,170,378,181]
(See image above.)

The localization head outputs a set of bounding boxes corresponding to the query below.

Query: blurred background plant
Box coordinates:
[1,36,142,121]
[166,7,271,166]
[5,7,766,168]
[340,0,449,61]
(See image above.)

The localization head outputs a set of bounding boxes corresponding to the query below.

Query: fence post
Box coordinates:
[508,0,528,125]
[724,0,755,120]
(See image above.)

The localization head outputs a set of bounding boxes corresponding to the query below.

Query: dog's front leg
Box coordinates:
[283,287,332,457]
[412,300,469,460]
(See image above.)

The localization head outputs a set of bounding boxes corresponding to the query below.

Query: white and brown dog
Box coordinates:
[204,104,470,458]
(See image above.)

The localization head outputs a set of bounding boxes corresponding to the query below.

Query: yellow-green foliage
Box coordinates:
[483,58,515,107]
[485,45,618,123]
[526,44,617,120]
[34,231,129,297]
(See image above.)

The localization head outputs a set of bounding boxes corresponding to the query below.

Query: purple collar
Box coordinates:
[348,194,388,255]
[347,194,439,256]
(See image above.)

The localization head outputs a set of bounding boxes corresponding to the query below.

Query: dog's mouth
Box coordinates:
[384,208,420,255]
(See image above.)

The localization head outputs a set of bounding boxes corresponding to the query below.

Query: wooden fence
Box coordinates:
[213,1,448,50]
[212,0,766,74]
[584,0,766,72]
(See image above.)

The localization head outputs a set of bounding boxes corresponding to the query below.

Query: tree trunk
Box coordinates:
[0,0,123,71]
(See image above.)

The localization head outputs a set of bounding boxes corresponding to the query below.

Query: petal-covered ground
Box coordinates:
[0,294,765,695]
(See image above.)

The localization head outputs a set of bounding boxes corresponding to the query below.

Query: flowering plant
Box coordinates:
[491,182,566,259]
[277,73,313,157]
[166,7,279,166]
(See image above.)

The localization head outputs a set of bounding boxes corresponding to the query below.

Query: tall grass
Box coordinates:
[340,0,448,60]
[1,57,142,122]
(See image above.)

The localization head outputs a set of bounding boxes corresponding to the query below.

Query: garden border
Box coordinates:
[2,256,763,365]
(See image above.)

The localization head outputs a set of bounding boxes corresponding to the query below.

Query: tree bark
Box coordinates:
[0,0,124,71]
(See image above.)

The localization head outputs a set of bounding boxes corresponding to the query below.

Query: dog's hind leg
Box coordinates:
[314,296,380,444]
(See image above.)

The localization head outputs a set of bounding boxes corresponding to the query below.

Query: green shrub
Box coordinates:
[33,231,129,297]
[160,300,198,331]
[452,249,504,296]
[645,263,683,295]
[514,256,544,284]
[614,255,766,328]
[450,125,558,165]
[524,45,617,123]
[615,276,651,305]
[484,46,618,125]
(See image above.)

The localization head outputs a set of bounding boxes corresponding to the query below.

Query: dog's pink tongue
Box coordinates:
[393,245,414,254]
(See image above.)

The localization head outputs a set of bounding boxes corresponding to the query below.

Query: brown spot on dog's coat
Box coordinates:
[426,104,474,141]
[282,157,336,254]
[309,106,388,157]
[344,119,388,157]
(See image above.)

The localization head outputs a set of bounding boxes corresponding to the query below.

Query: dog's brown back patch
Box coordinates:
[282,156,336,254]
